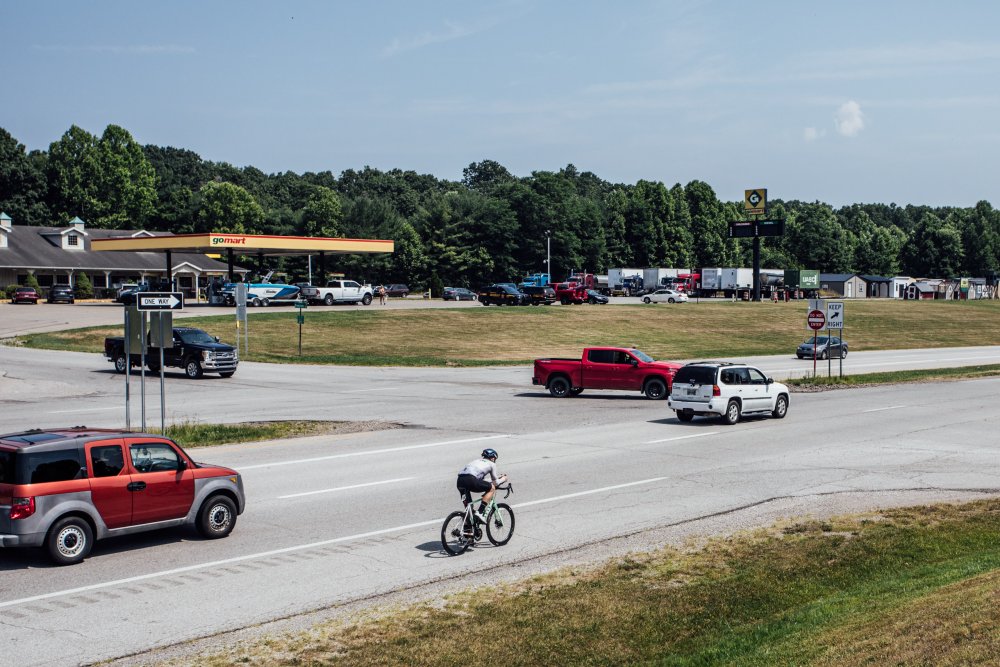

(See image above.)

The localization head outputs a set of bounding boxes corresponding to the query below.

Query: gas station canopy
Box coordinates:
[91,232,394,256]
[92,232,395,283]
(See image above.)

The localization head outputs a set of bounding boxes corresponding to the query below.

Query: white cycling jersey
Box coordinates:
[458,458,499,484]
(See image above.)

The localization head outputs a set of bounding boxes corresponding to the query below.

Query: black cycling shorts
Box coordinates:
[457,473,492,501]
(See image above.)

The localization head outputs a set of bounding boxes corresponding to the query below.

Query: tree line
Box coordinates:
[2,124,999,290]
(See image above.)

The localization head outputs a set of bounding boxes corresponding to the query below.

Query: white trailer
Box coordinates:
[699,267,723,293]
[608,267,642,294]
[641,268,689,294]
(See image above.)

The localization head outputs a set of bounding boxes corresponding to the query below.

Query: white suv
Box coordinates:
[667,362,790,425]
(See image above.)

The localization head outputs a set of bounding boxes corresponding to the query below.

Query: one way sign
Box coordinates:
[136,292,185,311]
[826,301,844,329]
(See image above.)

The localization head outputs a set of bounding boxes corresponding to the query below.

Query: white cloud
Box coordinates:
[835,101,865,137]
[381,20,496,59]
[803,127,825,142]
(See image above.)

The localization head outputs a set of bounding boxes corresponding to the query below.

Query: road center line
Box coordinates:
[862,405,906,413]
[48,406,120,414]
[278,477,414,499]
[644,432,719,444]
[239,434,510,470]
[340,387,400,393]
[0,476,668,610]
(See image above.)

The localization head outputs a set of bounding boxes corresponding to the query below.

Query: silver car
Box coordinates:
[796,336,848,360]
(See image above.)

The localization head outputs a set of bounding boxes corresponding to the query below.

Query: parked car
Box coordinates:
[11,286,40,304]
[521,285,557,305]
[442,287,478,301]
[115,282,151,304]
[533,347,682,400]
[797,336,848,360]
[477,284,529,306]
[643,289,688,304]
[0,426,245,565]
[46,284,76,304]
[667,362,790,425]
[384,284,410,298]
[585,289,609,304]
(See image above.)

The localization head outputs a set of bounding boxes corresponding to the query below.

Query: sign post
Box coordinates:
[136,292,182,432]
[826,301,845,378]
[294,299,307,356]
[807,308,826,377]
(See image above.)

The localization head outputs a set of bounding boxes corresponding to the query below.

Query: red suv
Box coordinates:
[0,427,245,565]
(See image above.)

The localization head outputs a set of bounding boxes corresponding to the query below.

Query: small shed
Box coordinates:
[859,274,893,298]
[819,273,866,298]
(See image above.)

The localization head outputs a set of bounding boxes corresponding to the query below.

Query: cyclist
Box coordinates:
[457,448,507,523]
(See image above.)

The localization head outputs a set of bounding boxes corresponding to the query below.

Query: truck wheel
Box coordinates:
[480,298,490,306]
[548,376,571,398]
[362,293,373,305]
[643,378,667,400]
[643,297,651,304]
[147,361,160,373]
[324,294,335,306]
[197,495,237,539]
[251,297,261,307]
[114,353,128,374]
[46,516,94,565]
[185,359,204,379]
[721,400,741,425]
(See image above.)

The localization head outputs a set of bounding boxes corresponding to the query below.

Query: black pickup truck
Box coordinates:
[104,327,238,378]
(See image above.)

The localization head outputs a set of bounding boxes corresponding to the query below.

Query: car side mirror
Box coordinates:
[214,336,220,343]
[178,458,188,470]
[766,377,774,384]
[630,358,638,366]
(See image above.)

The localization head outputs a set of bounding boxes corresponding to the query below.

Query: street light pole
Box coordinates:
[545,230,551,282]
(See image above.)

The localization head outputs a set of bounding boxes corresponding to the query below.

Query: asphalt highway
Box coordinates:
[2,342,1000,665]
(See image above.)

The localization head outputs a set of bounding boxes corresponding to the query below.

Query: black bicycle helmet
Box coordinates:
[481,448,499,461]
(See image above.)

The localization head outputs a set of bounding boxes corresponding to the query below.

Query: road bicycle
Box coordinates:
[441,481,515,555]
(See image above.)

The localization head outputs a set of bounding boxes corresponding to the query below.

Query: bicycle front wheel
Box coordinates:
[441,511,473,555]
[486,503,515,546]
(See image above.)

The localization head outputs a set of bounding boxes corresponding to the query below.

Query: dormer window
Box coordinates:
[68,234,79,247]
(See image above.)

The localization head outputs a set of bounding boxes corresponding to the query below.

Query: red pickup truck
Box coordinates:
[533,347,682,399]
[553,282,588,305]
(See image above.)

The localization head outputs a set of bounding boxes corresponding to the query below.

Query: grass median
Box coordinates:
[173,499,1000,666]
[17,299,1000,366]
[148,420,400,447]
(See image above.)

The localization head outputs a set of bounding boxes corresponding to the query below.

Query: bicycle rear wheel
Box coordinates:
[486,503,515,546]
[441,511,473,555]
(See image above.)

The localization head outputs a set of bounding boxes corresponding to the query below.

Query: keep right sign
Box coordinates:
[826,301,844,329]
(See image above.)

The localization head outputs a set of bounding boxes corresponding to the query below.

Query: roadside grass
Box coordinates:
[786,363,1000,388]
[16,299,1000,366]
[147,420,398,448]
[175,500,1000,667]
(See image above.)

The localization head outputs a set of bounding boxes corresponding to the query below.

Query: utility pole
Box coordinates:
[545,230,551,281]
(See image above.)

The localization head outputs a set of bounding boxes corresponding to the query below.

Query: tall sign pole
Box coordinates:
[731,188,784,303]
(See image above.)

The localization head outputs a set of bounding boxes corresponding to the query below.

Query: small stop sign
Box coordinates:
[807,309,826,330]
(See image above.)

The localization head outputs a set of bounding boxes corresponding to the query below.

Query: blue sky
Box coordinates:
[2,1,999,207]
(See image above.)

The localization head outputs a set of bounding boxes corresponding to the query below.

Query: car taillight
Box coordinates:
[712,385,721,397]
[10,497,35,520]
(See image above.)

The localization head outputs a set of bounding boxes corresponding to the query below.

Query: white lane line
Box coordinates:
[340,387,400,393]
[48,406,120,414]
[278,477,414,499]
[0,476,668,610]
[644,432,719,444]
[239,434,510,470]
[862,405,906,413]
